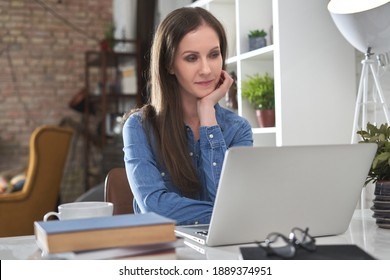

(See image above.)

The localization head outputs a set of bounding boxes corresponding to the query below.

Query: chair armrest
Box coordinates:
[0,190,29,202]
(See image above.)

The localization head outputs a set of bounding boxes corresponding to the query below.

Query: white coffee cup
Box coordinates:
[43,201,114,221]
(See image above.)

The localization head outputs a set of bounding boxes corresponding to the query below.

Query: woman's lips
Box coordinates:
[195,80,214,87]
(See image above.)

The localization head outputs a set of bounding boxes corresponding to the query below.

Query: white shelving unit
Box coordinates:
[191,0,357,146]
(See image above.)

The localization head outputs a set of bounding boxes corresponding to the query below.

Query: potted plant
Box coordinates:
[241,73,275,127]
[248,29,267,51]
[100,23,116,52]
[357,122,390,228]
[357,123,390,184]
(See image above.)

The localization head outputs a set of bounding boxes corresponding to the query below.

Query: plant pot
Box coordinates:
[372,181,390,229]
[256,109,275,128]
[100,39,114,52]
[249,37,267,51]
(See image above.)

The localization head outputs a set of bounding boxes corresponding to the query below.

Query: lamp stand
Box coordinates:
[351,48,390,143]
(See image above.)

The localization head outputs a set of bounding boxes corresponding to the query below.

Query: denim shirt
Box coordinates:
[122,104,253,225]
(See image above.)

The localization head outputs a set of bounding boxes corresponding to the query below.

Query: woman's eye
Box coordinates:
[210,51,221,59]
[185,55,197,62]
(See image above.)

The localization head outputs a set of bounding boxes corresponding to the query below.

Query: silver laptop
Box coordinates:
[175,144,377,246]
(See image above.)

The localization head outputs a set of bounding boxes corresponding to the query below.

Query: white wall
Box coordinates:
[156,0,192,23]
[113,0,137,40]
[276,0,356,146]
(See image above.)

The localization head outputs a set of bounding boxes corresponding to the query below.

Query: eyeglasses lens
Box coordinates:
[266,233,295,258]
[290,228,316,252]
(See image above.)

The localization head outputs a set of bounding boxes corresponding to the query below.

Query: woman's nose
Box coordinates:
[200,58,211,74]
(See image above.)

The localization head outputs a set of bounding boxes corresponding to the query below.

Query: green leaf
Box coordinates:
[356,122,390,184]
[248,29,267,38]
[241,73,274,110]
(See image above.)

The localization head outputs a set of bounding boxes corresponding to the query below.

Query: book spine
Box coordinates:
[43,224,176,254]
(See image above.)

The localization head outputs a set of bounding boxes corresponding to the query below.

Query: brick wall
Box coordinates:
[0,0,113,202]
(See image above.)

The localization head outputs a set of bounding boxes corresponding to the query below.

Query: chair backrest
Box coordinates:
[104,167,134,215]
[0,125,74,237]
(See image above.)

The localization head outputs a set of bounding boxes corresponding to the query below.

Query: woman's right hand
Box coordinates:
[197,70,233,126]
[204,70,233,105]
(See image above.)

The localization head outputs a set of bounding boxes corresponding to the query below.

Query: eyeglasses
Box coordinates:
[257,227,316,259]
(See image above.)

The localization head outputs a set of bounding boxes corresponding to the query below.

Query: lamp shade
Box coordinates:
[328,0,390,54]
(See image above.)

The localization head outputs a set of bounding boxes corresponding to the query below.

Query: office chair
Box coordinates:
[0,125,74,237]
[104,167,134,215]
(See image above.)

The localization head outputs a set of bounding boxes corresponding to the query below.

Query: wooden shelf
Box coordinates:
[83,41,142,190]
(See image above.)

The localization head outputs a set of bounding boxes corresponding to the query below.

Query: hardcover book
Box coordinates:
[34,212,176,254]
[37,242,179,260]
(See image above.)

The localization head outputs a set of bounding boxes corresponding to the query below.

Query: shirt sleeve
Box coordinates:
[199,125,226,201]
[198,119,253,201]
[122,114,213,225]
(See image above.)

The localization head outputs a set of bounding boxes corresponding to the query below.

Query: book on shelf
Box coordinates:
[34,212,176,254]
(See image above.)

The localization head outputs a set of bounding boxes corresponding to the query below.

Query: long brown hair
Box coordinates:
[124,7,228,197]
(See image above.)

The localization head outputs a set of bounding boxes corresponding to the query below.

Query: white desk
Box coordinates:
[1,209,389,260]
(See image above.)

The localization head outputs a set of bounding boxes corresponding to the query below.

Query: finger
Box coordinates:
[219,71,234,91]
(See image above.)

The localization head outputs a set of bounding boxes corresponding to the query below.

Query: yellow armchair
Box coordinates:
[0,125,74,237]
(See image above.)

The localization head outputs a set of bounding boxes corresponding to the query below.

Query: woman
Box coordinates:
[122,7,253,225]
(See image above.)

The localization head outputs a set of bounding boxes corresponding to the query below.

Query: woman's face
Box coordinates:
[172,24,223,101]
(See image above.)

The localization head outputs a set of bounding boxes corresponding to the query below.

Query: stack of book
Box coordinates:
[34,212,178,259]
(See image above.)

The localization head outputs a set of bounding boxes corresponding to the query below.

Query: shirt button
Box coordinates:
[161,172,165,177]
[194,221,199,225]
[213,162,217,166]
[209,134,214,139]
[189,152,193,156]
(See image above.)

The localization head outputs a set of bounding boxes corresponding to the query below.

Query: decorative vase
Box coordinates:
[372,181,390,229]
[256,109,275,128]
[249,37,267,51]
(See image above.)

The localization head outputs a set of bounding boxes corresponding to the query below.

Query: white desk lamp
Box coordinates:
[328,0,390,143]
